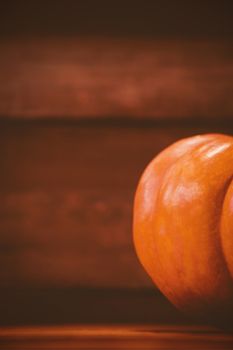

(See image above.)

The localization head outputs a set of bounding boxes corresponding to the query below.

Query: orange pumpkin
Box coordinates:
[133,134,233,322]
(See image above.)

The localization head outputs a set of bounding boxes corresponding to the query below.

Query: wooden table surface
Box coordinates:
[0,324,233,350]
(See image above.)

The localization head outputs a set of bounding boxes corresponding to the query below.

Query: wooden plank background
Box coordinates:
[0,122,232,289]
[0,38,232,119]
[0,288,187,325]
[1,1,232,37]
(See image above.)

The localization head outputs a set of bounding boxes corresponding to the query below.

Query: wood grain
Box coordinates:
[0,324,232,350]
[0,38,232,119]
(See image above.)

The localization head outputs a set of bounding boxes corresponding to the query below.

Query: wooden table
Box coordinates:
[1,324,233,350]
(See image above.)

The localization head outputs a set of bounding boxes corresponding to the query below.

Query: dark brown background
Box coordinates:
[0,0,233,326]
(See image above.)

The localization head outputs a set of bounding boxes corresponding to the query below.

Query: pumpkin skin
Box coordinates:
[133,134,233,322]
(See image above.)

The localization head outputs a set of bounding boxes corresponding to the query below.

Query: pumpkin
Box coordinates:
[133,134,233,322]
